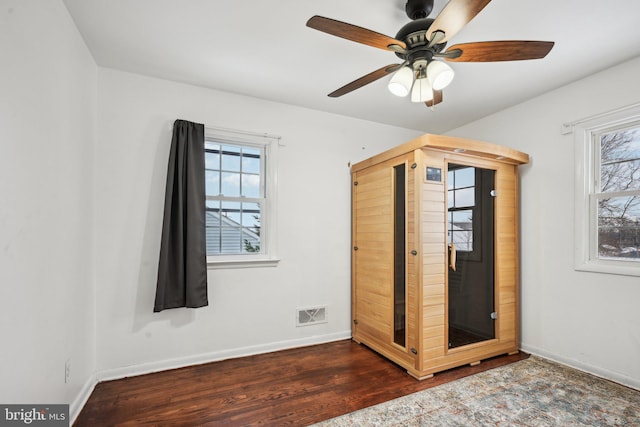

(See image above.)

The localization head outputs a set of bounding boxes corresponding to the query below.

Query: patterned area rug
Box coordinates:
[313,356,640,426]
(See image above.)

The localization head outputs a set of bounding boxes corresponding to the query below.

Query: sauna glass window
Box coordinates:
[574,111,640,276]
[203,132,279,267]
[393,164,406,347]
[447,166,475,252]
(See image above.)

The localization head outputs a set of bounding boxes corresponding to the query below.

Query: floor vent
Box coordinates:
[296,306,327,326]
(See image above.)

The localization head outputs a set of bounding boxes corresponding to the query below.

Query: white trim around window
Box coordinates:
[204,126,280,269]
[572,105,640,277]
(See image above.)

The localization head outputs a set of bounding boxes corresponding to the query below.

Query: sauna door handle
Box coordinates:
[448,243,457,271]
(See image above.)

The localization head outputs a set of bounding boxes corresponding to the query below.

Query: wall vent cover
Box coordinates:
[296,306,327,326]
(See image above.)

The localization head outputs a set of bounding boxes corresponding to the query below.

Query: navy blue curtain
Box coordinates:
[154,120,208,312]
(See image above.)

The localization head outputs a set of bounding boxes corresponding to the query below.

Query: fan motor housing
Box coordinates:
[395,18,447,60]
[405,0,434,20]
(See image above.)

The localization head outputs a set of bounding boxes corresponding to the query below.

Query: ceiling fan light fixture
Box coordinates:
[387,66,414,97]
[411,77,433,103]
[427,60,454,90]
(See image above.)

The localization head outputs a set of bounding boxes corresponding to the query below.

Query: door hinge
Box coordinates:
[490,189,497,197]
[490,311,498,320]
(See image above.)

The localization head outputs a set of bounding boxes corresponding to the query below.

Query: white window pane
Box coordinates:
[600,160,640,192]
[221,145,241,171]
[221,223,242,254]
[206,226,220,255]
[448,210,473,252]
[454,187,474,208]
[204,141,220,151]
[205,151,219,171]
[242,173,261,197]
[447,171,455,190]
[206,200,221,255]
[222,200,241,223]
[205,170,220,196]
[206,200,220,216]
[241,203,261,253]
[451,231,472,251]
[221,172,240,196]
[243,146,261,157]
[600,128,640,163]
[452,210,472,226]
[598,196,640,259]
[242,211,260,229]
[455,167,475,188]
[242,151,261,174]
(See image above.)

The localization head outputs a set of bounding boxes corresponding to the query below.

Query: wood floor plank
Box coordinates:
[74,340,528,426]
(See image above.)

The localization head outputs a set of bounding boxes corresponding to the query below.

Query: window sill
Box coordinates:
[207,256,280,269]
[575,259,640,277]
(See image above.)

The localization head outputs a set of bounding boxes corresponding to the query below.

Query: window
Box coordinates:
[447,165,475,252]
[204,128,279,268]
[573,106,640,276]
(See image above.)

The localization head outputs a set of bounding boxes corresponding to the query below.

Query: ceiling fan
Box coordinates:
[306,0,554,107]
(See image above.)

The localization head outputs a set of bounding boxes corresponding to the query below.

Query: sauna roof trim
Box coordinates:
[352,134,530,173]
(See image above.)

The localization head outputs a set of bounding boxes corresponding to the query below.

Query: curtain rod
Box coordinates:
[561,101,640,135]
[169,121,282,141]
[205,125,281,141]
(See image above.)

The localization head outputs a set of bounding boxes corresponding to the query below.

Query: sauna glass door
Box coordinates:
[447,163,496,349]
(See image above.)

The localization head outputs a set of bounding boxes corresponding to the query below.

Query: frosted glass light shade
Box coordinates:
[427,60,454,90]
[388,66,414,97]
[411,77,433,103]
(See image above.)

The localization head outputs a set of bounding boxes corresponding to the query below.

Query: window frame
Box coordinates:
[204,128,279,269]
[447,164,481,261]
[573,106,640,277]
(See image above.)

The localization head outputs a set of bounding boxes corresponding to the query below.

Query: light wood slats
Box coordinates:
[421,163,447,368]
[356,195,391,209]
[352,139,525,380]
[423,315,444,328]
[423,211,445,223]
[423,253,445,266]
[407,188,418,360]
[353,153,418,370]
[351,135,529,173]
[423,274,445,286]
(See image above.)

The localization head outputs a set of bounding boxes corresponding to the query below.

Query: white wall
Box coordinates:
[94,68,422,377]
[447,56,640,389]
[5,3,637,420]
[0,0,97,416]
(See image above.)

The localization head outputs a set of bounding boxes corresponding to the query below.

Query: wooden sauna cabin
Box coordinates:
[350,134,529,380]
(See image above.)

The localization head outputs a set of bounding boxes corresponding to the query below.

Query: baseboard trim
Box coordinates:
[96,330,352,383]
[69,373,97,425]
[521,343,640,391]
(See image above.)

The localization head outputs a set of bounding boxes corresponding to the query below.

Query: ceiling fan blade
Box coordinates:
[307,16,407,52]
[328,64,402,98]
[425,90,443,107]
[426,0,492,44]
[443,41,555,62]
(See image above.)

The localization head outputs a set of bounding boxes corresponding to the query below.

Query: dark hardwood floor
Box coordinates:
[74,340,528,426]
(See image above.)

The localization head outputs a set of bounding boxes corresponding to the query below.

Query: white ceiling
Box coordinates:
[63,0,640,133]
